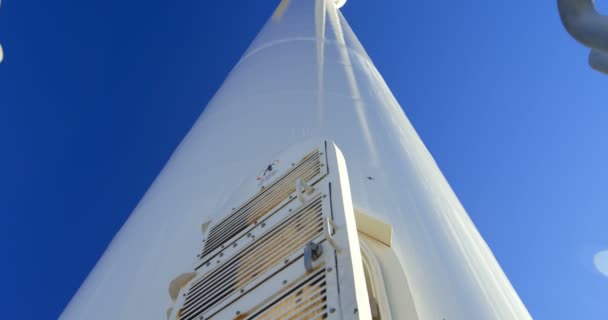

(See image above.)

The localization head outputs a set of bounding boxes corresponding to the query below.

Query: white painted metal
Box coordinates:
[60,0,531,319]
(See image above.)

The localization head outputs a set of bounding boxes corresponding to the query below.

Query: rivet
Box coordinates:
[282,280,288,285]
[261,222,266,227]
[327,267,332,272]
[329,307,336,313]
[236,311,241,315]
[240,288,245,293]
[233,243,237,247]
[219,253,223,257]
[289,209,293,212]
[284,259,289,264]
[322,194,327,198]
[354,308,358,314]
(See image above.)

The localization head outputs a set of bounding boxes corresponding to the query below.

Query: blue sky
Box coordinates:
[1,1,607,319]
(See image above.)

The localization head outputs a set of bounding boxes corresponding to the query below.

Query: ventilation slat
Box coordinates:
[179,196,325,320]
[202,150,322,258]
[245,269,328,320]
[206,151,319,241]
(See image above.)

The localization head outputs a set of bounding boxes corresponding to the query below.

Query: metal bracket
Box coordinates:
[296,178,314,205]
[304,241,323,272]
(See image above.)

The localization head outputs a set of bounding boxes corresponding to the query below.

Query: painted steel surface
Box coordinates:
[61,0,530,319]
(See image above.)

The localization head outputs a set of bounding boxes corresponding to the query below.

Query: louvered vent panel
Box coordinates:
[168,140,371,320]
[245,268,328,320]
[202,149,322,258]
[179,196,325,320]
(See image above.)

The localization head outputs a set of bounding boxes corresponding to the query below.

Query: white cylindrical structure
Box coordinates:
[61,1,530,319]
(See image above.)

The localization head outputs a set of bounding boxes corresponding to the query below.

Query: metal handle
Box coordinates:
[304,241,323,272]
[324,217,340,252]
[296,178,314,205]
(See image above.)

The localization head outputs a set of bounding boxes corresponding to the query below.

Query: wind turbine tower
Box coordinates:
[61,1,531,319]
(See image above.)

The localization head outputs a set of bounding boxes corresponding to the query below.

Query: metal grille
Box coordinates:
[245,268,328,320]
[179,196,325,320]
[202,149,322,258]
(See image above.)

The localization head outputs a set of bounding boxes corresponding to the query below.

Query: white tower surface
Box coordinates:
[61,0,530,319]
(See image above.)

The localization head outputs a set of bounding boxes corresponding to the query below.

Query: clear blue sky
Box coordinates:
[1,1,606,319]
